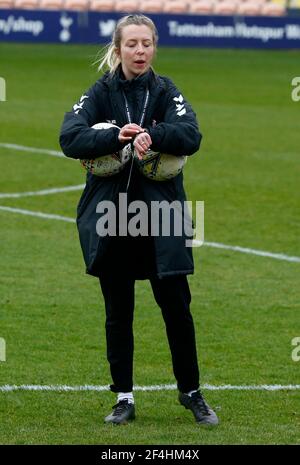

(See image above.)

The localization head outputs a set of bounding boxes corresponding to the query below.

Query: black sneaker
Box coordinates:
[179,391,219,425]
[104,400,135,425]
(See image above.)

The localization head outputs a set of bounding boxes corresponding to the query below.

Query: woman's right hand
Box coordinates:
[118,124,144,144]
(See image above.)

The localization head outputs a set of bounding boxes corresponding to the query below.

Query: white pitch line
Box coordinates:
[0,384,300,393]
[0,205,75,223]
[199,241,300,264]
[0,184,85,199]
[0,143,65,158]
[0,205,299,264]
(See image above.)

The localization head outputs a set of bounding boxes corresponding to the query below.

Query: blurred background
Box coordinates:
[1,0,300,46]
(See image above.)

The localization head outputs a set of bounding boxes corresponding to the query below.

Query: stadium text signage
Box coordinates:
[1,10,300,49]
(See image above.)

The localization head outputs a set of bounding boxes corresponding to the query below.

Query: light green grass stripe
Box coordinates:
[1,384,300,393]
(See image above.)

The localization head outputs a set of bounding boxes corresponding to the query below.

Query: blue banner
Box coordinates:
[1,9,300,49]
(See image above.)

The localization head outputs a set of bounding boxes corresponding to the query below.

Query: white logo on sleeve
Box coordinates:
[73,95,89,114]
[173,94,186,116]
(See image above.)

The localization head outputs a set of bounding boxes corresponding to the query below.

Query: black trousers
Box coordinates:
[99,275,200,394]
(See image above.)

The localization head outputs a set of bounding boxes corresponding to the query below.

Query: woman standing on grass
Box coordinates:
[59,14,218,426]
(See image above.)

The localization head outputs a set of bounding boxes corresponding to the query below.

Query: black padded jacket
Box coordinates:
[59,67,202,279]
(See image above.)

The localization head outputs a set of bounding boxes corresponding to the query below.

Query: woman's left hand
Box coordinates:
[133,131,152,160]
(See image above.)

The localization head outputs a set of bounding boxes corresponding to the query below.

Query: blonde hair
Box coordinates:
[96,14,158,75]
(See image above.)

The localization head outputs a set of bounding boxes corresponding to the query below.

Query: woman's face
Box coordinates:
[117,24,155,80]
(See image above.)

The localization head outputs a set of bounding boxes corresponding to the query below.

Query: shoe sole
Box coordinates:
[104,414,136,425]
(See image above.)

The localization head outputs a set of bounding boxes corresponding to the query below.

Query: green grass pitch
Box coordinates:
[0,42,300,444]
